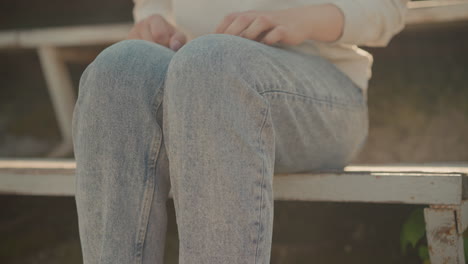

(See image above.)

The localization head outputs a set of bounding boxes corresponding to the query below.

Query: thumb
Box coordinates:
[169,31,186,51]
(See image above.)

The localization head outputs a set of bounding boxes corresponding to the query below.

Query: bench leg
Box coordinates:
[38,46,76,157]
[424,205,465,264]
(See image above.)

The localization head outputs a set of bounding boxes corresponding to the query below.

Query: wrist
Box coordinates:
[300,4,344,43]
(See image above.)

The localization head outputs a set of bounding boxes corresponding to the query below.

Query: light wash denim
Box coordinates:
[72,33,369,264]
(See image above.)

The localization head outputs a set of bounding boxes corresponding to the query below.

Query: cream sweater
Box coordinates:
[132,0,409,93]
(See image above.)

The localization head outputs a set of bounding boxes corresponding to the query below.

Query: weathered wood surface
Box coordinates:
[0,159,466,206]
[424,206,466,264]
[459,201,468,234]
[275,171,463,205]
[1,1,468,48]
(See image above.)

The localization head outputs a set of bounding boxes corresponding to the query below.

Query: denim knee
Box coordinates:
[166,34,269,97]
[72,39,174,153]
[77,39,174,110]
[169,34,262,72]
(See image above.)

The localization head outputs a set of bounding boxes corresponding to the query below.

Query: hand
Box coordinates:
[214,4,344,45]
[127,14,187,51]
[214,9,304,46]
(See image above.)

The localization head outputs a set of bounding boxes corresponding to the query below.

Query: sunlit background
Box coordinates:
[1,0,467,263]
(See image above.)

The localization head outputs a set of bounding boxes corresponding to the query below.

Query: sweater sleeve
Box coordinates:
[331,0,409,47]
[132,0,172,23]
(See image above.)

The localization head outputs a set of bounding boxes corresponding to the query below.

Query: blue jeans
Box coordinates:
[72,34,368,264]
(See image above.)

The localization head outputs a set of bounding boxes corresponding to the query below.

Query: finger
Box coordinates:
[126,28,139,40]
[140,26,156,42]
[240,16,274,40]
[214,12,239,34]
[149,19,172,46]
[224,14,255,36]
[127,23,144,40]
[169,31,187,51]
[261,26,286,45]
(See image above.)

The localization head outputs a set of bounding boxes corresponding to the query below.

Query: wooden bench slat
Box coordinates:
[1,172,74,196]
[274,171,462,205]
[346,163,468,173]
[0,159,465,205]
[0,158,75,169]
[0,31,17,47]
[406,0,468,25]
[17,23,132,48]
[0,24,132,48]
[0,160,75,196]
[2,159,466,172]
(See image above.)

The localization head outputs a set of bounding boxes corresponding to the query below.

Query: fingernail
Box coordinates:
[170,40,182,51]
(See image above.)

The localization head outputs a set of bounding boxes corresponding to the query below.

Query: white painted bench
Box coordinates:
[0,159,466,263]
[1,0,468,157]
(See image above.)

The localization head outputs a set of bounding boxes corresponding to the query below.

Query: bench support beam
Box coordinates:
[424,205,466,264]
[38,46,76,157]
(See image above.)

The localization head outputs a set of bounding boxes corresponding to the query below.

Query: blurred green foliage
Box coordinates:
[401,207,468,264]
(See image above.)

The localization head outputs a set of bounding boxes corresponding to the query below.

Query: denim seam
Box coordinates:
[259,90,366,110]
[254,103,270,264]
[134,87,165,264]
